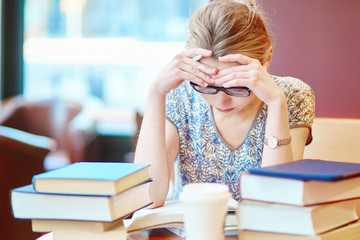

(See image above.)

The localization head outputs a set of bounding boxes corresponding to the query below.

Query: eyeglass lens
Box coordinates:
[190,82,250,97]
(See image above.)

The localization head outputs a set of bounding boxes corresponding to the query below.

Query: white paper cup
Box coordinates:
[179,183,231,240]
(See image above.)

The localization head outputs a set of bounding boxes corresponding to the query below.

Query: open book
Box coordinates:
[123,199,239,235]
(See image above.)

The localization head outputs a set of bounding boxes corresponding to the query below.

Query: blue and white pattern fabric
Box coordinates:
[166,76,315,201]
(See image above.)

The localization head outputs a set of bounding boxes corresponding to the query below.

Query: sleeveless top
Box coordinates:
[165,76,315,201]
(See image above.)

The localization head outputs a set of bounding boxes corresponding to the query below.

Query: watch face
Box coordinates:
[268,136,278,148]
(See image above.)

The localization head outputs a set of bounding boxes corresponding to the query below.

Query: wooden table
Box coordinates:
[37,228,238,240]
[127,228,238,240]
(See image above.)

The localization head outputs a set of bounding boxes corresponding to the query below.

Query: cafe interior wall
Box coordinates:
[262,0,360,118]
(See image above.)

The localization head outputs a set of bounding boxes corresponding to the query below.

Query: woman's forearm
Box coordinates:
[134,88,170,207]
[134,49,214,206]
[261,95,293,167]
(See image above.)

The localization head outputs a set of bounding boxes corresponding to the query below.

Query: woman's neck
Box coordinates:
[211,97,263,148]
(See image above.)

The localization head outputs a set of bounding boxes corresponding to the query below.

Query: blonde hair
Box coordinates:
[186,0,272,65]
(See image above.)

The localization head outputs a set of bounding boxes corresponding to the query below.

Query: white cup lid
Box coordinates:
[179,183,231,203]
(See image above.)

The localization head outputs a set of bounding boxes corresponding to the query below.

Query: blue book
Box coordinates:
[11,183,152,222]
[241,160,360,205]
[248,159,360,181]
[32,162,150,195]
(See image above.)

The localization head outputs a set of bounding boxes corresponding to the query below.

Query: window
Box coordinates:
[23,0,208,111]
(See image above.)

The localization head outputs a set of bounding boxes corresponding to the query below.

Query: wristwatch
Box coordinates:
[264,136,292,149]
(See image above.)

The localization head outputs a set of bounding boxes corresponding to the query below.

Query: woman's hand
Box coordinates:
[213,53,284,106]
[150,48,217,96]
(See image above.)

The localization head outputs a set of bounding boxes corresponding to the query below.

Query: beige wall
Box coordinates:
[262,0,360,118]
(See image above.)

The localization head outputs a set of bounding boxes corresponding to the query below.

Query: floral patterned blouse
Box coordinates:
[165,76,315,201]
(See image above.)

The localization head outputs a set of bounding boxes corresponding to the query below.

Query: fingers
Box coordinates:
[218,53,253,65]
[183,48,217,76]
[215,65,249,80]
[222,78,251,88]
[178,69,209,87]
[213,62,252,87]
[216,73,251,86]
[178,60,212,86]
[183,48,213,59]
[182,55,217,76]
[174,49,217,86]
[214,54,263,88]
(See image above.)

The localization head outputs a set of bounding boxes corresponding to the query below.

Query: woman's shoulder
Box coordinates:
[273,75,312,89]
[272,75,315,133]
[272,75,314,97]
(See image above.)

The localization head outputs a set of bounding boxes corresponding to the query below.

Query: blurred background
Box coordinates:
[1,0,208,164]
[261,0,360,119]
[22,0,205,110]
[15,0,360,120]
[1,0,359,239]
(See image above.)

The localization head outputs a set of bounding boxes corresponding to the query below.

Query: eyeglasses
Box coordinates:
[190,82,251,97]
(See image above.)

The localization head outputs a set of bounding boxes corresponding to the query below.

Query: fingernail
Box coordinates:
[212,69,217,74]
[203,83,208,87]
[211,78,215,83]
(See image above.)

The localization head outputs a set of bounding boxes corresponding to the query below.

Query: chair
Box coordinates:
[303,118,360,163]
[0,95,99,170]
[0,126,54,240]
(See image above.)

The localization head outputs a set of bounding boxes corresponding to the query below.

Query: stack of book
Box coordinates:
[238,159,360,240]
[11,162,152,240]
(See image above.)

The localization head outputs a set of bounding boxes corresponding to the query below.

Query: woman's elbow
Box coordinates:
[148,193,167,208]
[148,181,169,208]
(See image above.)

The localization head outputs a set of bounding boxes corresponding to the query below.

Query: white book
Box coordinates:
[240,173,360,206]
[32,218,123,233]
[237,199,360,236]
[238,220,360,240]
[36,224,126,240]
[11,182,151,222]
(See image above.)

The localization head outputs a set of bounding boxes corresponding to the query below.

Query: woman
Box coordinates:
[134,0,315,206]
